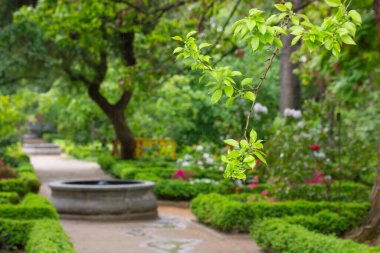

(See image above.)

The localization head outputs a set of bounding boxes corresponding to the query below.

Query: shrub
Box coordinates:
[97,153,116,172]
[0,192,19,204]
[0,219,32,248]
[155,180,232,201]
[191,193,369,232]
[282,210,356,235]
[25,220,75,253]
[0,194,58,220]
[0,178,28,195]
[252,219,380,253]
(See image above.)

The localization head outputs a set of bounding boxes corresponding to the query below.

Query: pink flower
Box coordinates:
[172,170,187,180]
[248,183,259,189]
[261,190,268,196]
[305,172,324,184]
[253,175,259,182]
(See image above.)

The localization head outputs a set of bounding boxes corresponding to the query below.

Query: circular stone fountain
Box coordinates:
[49,179,157,220]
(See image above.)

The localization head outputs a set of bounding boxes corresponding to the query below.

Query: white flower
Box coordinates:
[206,158,214,165]
[219,166,224,171]
[184,154,192,160]
[300,132,311,139]
[300,56,307,62]
[196,145,204,152]
[203,153,210,159]
[217,26,223,32]
[314,151,326,159]
[253,103,268,114]
[284,108,302,119]
[210,17,216,28]
[182,161,191,168]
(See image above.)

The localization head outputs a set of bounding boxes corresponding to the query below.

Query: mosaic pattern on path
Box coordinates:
[143,239,201,253]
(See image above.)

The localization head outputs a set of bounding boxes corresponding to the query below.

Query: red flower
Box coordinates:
[309,144,321,151]
[261,190,268,196]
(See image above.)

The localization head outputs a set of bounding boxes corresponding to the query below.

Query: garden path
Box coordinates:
[30,153,263,253]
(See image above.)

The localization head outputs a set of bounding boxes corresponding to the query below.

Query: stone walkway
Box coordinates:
[30,154,263,253]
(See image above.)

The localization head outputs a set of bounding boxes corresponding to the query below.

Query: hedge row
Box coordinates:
[0,161,40,195]
[252,218,380,253]
[191,193,369,232]
[0,192,19,204]
[154,180,232,201]
[0,194,58,220]
[25,220,75,253]
[0,219,75,253]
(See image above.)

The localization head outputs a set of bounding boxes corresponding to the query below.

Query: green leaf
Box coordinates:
[250,129,257,142]
[186,31,197,38]
[274,4,287,12]
[324,0,340,7]
[173,47,183,54]
[242,78,253,86]
[224,86,234,97]
[274,37,283,48]
[226,97,235,106]
[251,37,260,51]
[258,25,267,35]
[211,89,222,104]
[246,20,256,31]
[341,35,356,45]
[243,155,255,163]
[349,10,362,25]
[172,36,183,42]
[291,35,302,46]
[343,22,356,36]
[244,91,256,102]
[231,71,243,76]
[240,140,249,148]
[199,43,212,49]
[233,172,247,180]
[254,151,267,164]
[224,139,239,148]
[285,2,293,10]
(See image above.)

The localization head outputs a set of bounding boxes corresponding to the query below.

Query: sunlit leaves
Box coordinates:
[244,91,256,102]
[211,89,222,104]
[349,10,362,25]
[222,130,266,180]
[325,0,340,7]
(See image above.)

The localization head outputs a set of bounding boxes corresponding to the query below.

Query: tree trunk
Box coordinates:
[109,109,136,160]
[279,0,302,114]
[348,136,380,242]
[88,82,135,160]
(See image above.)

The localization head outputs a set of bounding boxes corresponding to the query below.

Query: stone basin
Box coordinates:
[49,179,157,220]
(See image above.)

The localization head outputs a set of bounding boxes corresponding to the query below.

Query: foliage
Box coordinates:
[0,218,32,249]
[252,218,380,253]
[0,192,19,205]
[154,180,232,201]
[173,0,362,180]
[0,193,58,220]
[191,193,369,232]
[25,220,75,253]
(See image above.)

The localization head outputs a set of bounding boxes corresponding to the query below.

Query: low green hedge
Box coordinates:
[0,219,75,253]
[252,218,380,253]
[191,193,369,232]
[154,180,232,201]
[25,220,75,253]
[0,192,19,204]
[0,194,58,220]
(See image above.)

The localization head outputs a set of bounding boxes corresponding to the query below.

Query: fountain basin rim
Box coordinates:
[49,179,155,191]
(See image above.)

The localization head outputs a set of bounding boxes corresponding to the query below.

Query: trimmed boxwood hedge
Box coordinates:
[25,220,75,253]
[0,192,19,204]
[154,180,232,201]
[0,219,75,253]
[191,193,370,232]
[252,218,380,253]
[0,193,58,220]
